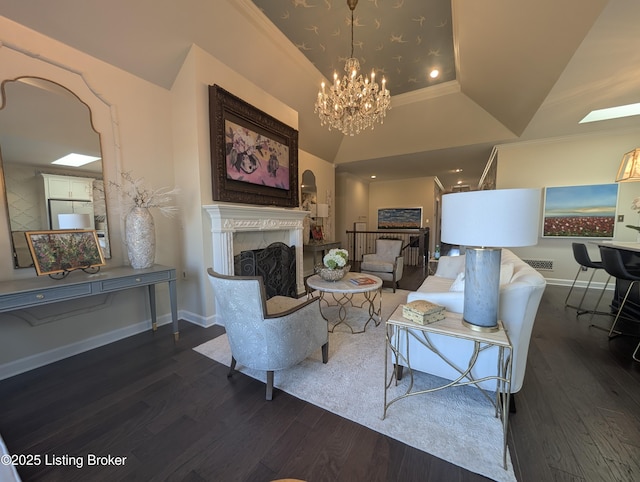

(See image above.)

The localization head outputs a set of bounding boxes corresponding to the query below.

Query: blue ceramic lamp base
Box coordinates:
[462,247,502,332]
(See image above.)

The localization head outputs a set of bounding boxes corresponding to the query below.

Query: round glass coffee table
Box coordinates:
[306,272,383,334]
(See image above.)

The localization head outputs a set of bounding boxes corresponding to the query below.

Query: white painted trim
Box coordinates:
[0,314,171,381]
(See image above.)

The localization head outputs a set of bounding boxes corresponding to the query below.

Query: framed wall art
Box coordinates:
[542,183,618,238]
[25,229,105,277]
[377,207,423,229]
[209,84,299,207]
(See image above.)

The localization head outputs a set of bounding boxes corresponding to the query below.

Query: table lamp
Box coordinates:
[441,188,541,331]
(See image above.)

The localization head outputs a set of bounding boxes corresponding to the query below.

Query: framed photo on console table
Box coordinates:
[209,84,299,207]
[25,230,106,276]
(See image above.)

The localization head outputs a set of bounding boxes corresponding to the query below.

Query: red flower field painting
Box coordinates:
[542,184,618,238]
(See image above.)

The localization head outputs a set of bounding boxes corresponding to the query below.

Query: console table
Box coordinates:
[0,265,179,340]
[304,240,341,267]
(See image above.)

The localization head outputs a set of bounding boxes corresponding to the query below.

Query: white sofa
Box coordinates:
[1,434,21,481]
[399,248,546,393]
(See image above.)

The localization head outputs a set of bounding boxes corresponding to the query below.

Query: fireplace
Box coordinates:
[203,204,309,295]
[234,242,297,299]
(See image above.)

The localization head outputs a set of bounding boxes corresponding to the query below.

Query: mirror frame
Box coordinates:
[0,76,111,268]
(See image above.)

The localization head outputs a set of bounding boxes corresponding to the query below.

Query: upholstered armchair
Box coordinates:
[207,269,329,400]
[360,238,404,292]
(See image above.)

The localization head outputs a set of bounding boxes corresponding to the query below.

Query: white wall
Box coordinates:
[368,176,435,235]
[497,128,640,285]
[335,172,370,254]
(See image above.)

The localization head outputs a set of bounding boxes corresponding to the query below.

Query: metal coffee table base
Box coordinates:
[318,289,382,334]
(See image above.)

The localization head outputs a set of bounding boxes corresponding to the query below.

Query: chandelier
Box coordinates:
[314,0,391,136]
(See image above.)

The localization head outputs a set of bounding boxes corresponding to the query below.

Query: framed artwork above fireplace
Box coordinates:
[208,84,299,208]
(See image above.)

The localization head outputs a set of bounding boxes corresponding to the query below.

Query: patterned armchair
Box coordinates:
[207,269,329,400]
[360,238,404,292]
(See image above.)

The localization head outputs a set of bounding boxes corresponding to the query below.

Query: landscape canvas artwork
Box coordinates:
[378,208,422,229]
[542,184,618,238]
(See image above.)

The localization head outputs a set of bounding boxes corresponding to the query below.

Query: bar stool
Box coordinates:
[565,243,611,316]
[598,246,640,338]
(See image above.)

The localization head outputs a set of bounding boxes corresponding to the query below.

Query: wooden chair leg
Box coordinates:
[266,371,274,400]
[227,356,237,378]
[322,342,329,363]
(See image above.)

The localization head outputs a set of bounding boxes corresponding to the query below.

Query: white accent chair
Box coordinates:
[360,238,404,292]
[207,269,329,400]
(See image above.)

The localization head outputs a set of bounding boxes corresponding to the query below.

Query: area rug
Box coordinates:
[194,289,516,482]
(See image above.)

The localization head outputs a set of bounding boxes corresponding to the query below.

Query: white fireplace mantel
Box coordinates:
[203,204,309,294]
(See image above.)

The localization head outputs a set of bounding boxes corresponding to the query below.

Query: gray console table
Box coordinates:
[304,240,341,267]
[0,264,179,340]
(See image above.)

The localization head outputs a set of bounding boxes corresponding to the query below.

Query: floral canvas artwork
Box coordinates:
[209,85,298,207]
[542,184,618,238]
[25,230,105,276]
[225,120,290,190]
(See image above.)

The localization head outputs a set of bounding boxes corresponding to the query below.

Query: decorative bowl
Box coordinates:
[317,264,351,282]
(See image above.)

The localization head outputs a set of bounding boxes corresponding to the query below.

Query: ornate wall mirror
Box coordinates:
[0,77,111,268]
[301,170,317,211]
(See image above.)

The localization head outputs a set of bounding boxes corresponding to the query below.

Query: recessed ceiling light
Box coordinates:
[370,175,377,179]
[429,69,440,79]
[454,168,463,173]
[52,153,101,167]
[579,102,640,123]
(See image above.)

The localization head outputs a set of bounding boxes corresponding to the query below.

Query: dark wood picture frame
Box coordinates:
[209,84,299,207]
[25,229,106,276]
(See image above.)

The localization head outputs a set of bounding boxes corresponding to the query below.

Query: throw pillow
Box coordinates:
[449,272,465,291]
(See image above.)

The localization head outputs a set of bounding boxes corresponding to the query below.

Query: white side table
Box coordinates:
[384,304,513,470]
[306,272,383,333]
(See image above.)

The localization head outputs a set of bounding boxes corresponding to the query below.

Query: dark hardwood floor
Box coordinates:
[1,266,640,481]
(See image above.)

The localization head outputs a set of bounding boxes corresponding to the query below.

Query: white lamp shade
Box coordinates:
[316,203,329,218]
[58,213,92,229]
[441,188,541,247]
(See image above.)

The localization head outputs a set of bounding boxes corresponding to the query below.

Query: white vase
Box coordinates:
[125,206,155,268]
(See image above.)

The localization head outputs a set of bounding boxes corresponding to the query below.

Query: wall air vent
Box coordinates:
[522,259,553,271]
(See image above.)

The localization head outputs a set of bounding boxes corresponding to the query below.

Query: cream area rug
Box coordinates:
[194,289,516,482]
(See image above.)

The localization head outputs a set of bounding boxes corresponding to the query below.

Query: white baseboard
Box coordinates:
[546,278,614,290]
[178,309,217,328]
[0,314,171,381]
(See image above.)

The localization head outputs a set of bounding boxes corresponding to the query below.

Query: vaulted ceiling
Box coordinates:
[1,0,639,191]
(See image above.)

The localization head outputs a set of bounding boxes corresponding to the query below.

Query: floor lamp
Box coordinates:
[441,188,541,332]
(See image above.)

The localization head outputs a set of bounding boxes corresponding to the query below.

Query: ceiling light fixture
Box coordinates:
[52,153,101,167]
[616,148,640,182]
[314,0,391,136]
